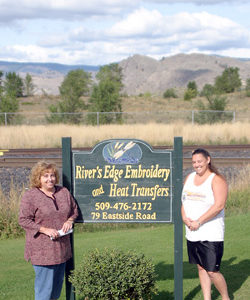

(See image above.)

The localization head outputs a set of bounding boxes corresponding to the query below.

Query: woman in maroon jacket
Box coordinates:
[19,161,78,300]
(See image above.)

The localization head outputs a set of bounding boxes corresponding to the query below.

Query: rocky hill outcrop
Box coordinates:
[1,53,250,95]
[119,53,250,95]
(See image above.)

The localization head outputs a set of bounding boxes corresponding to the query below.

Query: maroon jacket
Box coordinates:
[19,186,78,265]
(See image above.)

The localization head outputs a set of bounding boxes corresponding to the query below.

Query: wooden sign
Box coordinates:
[72,139,173,223]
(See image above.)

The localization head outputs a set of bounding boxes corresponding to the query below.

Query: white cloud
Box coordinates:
[107,9,250,52]
[0,1,250,64]
[2,8,250,65]
[0,45,53,62]
[109,7,163,37]
[0,0,139,23]
[144,0,248,4]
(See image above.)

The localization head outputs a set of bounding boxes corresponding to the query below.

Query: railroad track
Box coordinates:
[0,145,250,168]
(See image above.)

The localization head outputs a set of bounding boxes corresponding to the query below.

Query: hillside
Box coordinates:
[0,61,99,74]
[1,54,250,96]
[119,53,250,95]
[0,61,99,95]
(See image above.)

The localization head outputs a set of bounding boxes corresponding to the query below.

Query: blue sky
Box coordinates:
[0,0,249,65]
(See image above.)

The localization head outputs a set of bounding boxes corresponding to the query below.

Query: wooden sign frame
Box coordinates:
[62,137,183,300]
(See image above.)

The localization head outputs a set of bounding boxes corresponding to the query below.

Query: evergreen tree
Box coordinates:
[0,93,19,124]
[187,81,198,97]
[200,84,216,97]
[24,73,35,96]
[88,63,123,124]
[245,78,250,97]
[0,71,3,95]
[215,67,241,93]
[4,72,24,97]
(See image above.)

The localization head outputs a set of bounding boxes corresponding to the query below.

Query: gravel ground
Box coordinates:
[0,165,241,197]
[0,167,63,196]
[1,148,249,196]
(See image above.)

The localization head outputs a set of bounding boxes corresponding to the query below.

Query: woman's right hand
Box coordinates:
[183,217,192,228]
[39,226,59,239]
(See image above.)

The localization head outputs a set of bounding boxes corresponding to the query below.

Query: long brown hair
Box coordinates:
[192,148,221,176]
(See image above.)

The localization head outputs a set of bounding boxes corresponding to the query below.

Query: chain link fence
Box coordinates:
[1,110,249,126]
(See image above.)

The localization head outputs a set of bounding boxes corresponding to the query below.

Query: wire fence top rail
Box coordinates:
[0,110,249,126]
[0,109,236,114]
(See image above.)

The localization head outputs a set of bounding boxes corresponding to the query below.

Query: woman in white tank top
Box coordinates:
[181,148,230,300]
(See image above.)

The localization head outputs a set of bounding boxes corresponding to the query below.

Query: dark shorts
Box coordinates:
[187,240,224,272]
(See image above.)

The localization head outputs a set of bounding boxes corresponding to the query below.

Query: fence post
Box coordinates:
[97,112,99,126]
[4,113,7,126]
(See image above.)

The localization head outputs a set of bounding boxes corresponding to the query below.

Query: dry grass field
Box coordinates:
[0,122,249,148]
[1,91,248,148]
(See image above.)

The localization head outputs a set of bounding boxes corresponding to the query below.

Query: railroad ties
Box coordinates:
[0,145,250,168]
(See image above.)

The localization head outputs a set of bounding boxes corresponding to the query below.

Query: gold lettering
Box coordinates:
[136,212,156,220]
[109,183,117,197]
[92,184,104,197]
[102,212,134,220]
[103,165,123,182]
[124,164,170,182]
[109,184,129,197]
[163,169,171,182]
[130,183,169,200]
[75,165,97,179]
[75,166,82,179]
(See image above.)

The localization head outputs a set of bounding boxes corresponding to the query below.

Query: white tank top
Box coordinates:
[182,172,224,241]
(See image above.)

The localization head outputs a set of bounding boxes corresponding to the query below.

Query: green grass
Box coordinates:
[1,212,249,300]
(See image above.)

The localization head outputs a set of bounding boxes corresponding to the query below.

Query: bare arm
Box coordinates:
[181,174,192,228]
[181,204,192,228]
[190,175,228,230]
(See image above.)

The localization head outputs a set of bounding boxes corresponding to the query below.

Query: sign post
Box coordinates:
[62,137,183,300]
[173,137,183,300]
[62,137,75,300]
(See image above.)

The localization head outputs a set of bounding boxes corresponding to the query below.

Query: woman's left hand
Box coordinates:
[189,220,200,231]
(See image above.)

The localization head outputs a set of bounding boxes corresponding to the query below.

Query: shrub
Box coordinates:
[163,88,177,98]
[187,81,198,97]
[0,180,25,239]
[246,78,250,97]
[69,248,158,299]
[200,83,216,97]
[194,95,233,124]
[184,88,196,101]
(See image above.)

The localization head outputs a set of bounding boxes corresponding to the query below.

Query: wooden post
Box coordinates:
[62,137,75,300]
[173,137,183,300]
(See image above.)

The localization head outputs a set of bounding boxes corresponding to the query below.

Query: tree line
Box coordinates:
[0,63,123,125]
[0,64,249,125]
[163,67,250,124]
[0,72,35,123]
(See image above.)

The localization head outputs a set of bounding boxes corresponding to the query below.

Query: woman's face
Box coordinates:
[40,169,56,191]
[192,153,210,176]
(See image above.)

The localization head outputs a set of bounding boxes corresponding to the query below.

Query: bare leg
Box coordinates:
[197,264,212,300]
[208,271,230,300]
